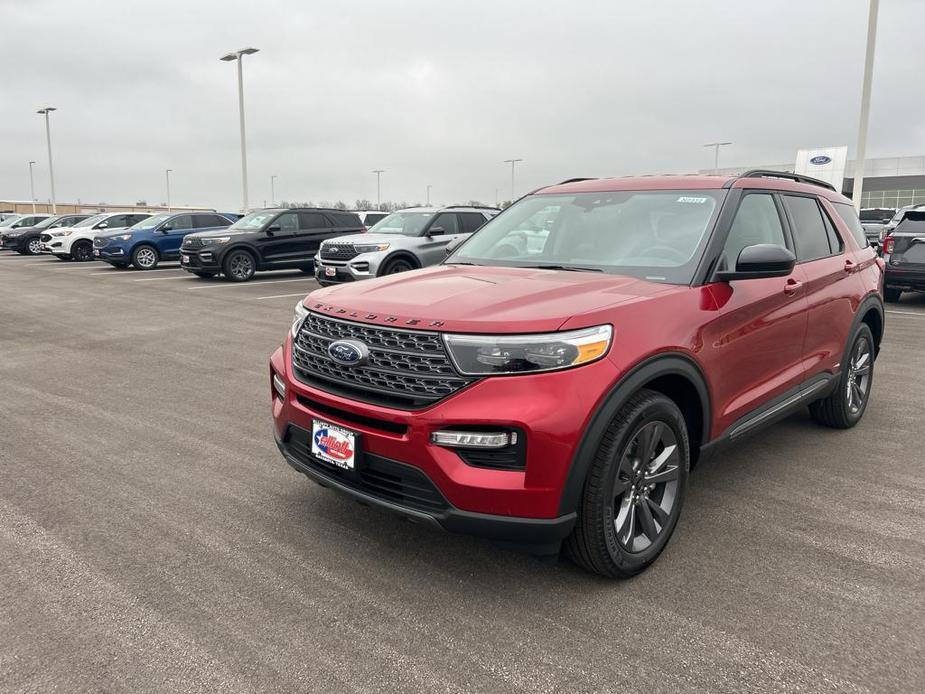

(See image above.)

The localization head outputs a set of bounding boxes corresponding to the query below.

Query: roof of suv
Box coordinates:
[395,205,501,214]
[259,207,360,214]
[536,172,851,204]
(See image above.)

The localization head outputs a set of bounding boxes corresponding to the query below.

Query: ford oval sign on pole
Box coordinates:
[795,146,848,191]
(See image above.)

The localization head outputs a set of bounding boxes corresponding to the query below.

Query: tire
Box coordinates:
[131,245,159,270]
[24,237,43,255]
[192,271,215,278]
[883,288,902,303]
[71,240,94,262]
[565,389,689,578]
[380,257,415,275]
[809,324,874,429]
[222,249,256,282]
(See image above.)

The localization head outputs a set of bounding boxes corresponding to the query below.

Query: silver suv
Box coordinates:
[314,205,498,284]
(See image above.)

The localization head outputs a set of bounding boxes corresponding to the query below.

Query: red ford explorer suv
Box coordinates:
[270,171,884,578]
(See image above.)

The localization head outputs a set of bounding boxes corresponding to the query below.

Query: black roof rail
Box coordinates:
[444,204,502,211]
[733,169,836,192]
[556,177,598,185]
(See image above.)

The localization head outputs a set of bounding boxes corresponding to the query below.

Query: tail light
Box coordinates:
[883,235,895,255]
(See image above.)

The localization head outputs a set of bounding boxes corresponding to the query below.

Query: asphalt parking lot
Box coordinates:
[1,253,923,693]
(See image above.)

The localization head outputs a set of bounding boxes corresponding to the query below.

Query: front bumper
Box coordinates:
[270,336,618,537]
[179,248,222,272]
[1,235,25,251]
[94,243,129,261]
[314,252,382,284]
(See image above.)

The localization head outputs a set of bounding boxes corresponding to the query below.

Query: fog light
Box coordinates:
[272,372,286,400]
[201,252,213,259]
[431,430,516,449]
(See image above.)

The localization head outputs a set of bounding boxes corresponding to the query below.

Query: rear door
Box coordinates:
[780,194,858,380]
[157,214,195,257]
[295,212,337,260]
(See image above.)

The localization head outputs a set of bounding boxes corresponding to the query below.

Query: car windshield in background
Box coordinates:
[367,212,434,235]
[228,211,278,230]
[131,213,172,230]
[73,214,107,228]
[447,190,725,284]
[34,216,61,228]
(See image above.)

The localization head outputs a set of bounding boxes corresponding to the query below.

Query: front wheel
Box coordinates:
[131,245,159,270]
[223,250,256,282]
[565,389,689,578]
[380,257,415,275]
[24,238,43,255]
[809,324,874,429]
[72,240,94,262]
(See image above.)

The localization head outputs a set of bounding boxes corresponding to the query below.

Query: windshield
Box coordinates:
[130,213,172,230]
[35,216,62,228]
[446,190,726,284]
[74,214,107,228]
[228,211,278,230]
[367,211,434,235]
[0,216,21,227]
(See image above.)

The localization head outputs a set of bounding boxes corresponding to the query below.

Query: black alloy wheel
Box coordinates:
[223,250,256,282]
[72,241,94,262]
[810,323,875,429]
[381,258,414,275]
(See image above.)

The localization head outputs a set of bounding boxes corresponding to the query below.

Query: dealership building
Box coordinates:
[0,200,214,215]
[704,154,925,209]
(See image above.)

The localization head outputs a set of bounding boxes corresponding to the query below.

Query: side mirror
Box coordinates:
[266,224,281,234]
[715,244,796,281]
[98,222,109,229]
[427,226,445,237]
[444,238,464,256]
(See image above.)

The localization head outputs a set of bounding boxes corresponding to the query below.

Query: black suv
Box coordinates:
[179,208,365,281]
[883,209,925,301]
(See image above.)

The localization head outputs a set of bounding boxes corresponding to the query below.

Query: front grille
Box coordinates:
[40,234,52,242]
[93,237,109,249]
[182,237,202,249]
[283,425,448,513]
[320,243,359,261]
[292,312,473,409]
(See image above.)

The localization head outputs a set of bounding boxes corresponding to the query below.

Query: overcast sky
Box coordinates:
[2,0,923,211]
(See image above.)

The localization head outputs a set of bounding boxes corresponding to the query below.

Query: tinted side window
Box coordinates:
[107,215,128,228]
[364,213,386,226]
[429,213,459,235]
[783,195,833,261]
[329,212,361,227]
[820,207,843,253]
[166,215,195,230]
[299,212,328,229]
[195,214,229,228]
[833,203,869,248]
[459,212,487,234]
[275,212,300,231]
[722,194,787,267]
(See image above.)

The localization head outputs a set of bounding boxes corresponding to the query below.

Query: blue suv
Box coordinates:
[93,211,234,270]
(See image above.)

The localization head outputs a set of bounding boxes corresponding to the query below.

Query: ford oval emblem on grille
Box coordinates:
[809,155,832,165]
[327,339,368,366]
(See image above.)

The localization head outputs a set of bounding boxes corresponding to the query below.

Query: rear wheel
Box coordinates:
[809,324,874,429]
[24,238,43,255]
[884,288,902,303]
[223,249,256,282]
[72,240,94,262]
[131,245,159,270]
[565,390,689,578]
[380,257,415,275]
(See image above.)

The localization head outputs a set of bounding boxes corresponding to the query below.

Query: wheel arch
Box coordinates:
[557,353,712,516]
[377,250,421,276]
[220,243,261,268]
[857,293,884,357]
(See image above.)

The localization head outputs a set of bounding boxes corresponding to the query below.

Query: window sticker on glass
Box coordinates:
[677,196,708,204]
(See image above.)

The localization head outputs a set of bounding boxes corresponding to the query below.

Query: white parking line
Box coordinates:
[89,267,183,276]
[253,292,313,300]
[186,277,316,290]
[886,309,925,316]
[134,275,196,282]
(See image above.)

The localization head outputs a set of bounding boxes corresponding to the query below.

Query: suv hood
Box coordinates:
[187,229,237,240]
[309,265,677,333]
[324,232,399,246]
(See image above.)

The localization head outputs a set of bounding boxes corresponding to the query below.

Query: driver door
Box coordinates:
[157,215,195,257]
[418,212,461,266]
[701,191,809,433]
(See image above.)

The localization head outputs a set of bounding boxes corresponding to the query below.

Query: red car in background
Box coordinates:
[270,171,884,578]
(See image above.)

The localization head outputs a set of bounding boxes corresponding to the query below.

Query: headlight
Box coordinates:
[444,325,612,375]
[353,242,390,253]
[291,300,309,337]
[115,234,133,241]
[58,229,73,236]
[201,237,231,245]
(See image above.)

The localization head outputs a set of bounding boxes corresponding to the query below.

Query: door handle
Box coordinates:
[844,259,856,273]
[783,278,803,296]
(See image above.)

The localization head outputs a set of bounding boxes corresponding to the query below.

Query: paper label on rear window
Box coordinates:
[677,196,708,204]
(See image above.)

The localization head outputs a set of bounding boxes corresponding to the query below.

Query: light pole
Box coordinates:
[165,169,172,212]
[703,142,732,174]
[220,47,259,214]
[853,0,880,210]
[372,169,384,209]
[426,184,432,206]
[37,107,57,213]
[28,161,37,213]
[270,175,277,206]
[503,158,523,203]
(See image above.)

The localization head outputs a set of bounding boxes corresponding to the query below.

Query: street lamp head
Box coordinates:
[221,47,259,61]
[36,107,57,114]
[29,160,36,165]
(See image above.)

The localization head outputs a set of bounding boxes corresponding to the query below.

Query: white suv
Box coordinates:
[44,212,152,261]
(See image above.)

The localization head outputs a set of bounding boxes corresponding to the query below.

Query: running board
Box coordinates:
[728,378,833,440]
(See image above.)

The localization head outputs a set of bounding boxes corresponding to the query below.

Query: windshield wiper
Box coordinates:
[519,264,603,273]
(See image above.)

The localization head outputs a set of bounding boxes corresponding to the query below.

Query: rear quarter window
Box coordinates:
[832,203,869,248]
